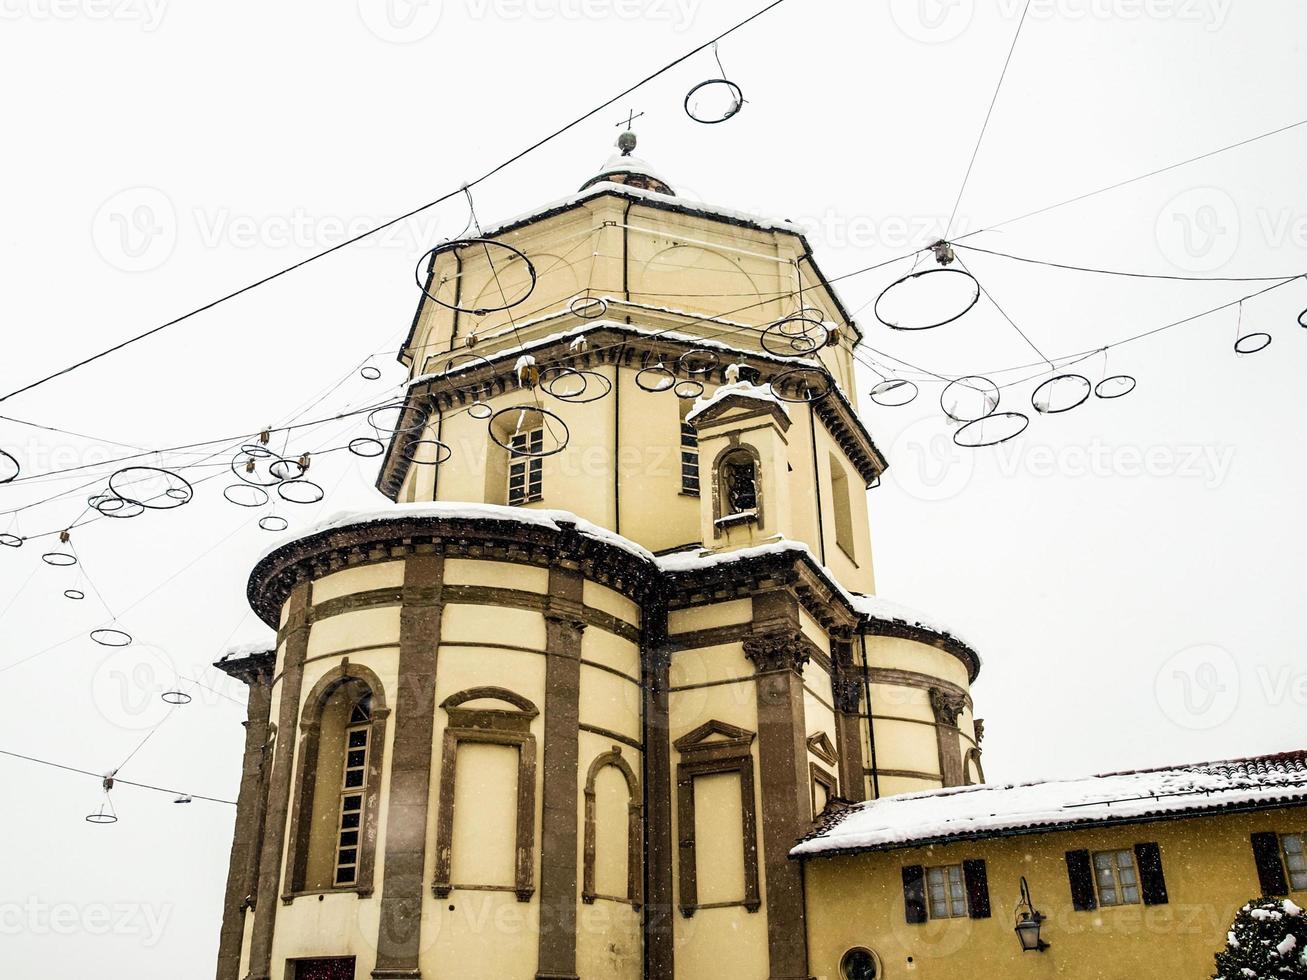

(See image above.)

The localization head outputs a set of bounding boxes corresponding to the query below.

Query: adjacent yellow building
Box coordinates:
[211,140,1305,980]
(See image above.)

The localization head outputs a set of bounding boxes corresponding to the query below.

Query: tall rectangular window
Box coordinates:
[680,421,700,495]
[334,722,370,886]
[1283,834,1307,890]
[926,865,968,919]
[1092,849,1140,906]
[829,455,856,560]
[507,428,543,506]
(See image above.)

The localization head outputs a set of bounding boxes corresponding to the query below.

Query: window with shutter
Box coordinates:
[1066,849,1097,911]
[1134,842,1169,906]
[901,865,927,924]
[963,859,991,919]
[1251,832,1290,896]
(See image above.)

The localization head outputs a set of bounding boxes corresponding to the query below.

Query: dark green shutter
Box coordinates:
[963,859,991,919]
[1134,842,1168,905]
[1251,832,1289,896]
[1066,849,1097,911]
[902,865,927,924]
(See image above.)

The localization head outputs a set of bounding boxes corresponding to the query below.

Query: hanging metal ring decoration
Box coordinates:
[761,316,827,358]
[1298,307,1307,328]
[869,378,920,407]
[673,379,705,400]
[770,366,833,404]
[41,551,77,567]
[940,376,1000,423]
[684,78,745,124]
[1031,374,1092,415]
[569,296,608,320]
[679,348,720,377]
[367,398,429,437]
[1094,375,1137,399]
[348,437,385,458]
[107,467,194,510]
[953,411,1030,448]
[398,439,453,467]
[224,484,271,508]
[89,492,145,519]
[267,458,305,482]
[277,479,326,504]
[488,406,570,458]
[635,362,677,393]
[85,807,118,825]
[414,238,537,315]
[360,365,382,381]
[1234,332,1271,354]
[468,400,494,419]
[64,588,85,600]
[258,515,289,532]
[543,368,611,404]
[161,690,193,705]
[874,267,981,331]
[0,533,23,548]
[435,352,496,401]
[0,449,18,484]
[90,627,133,648]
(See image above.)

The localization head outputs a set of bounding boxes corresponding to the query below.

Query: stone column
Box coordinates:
[372,553,444,979]
[930,687,967,787]
[641,604,674,980]
[536,566,586,980]
[829,636,865,803]
[245,581,313,980]
[745,591,815,980]
[215,650,275,980]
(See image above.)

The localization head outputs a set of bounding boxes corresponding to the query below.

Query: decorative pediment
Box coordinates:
[674,719,756,755]
[806,731,839,767]
[690,394,789,433]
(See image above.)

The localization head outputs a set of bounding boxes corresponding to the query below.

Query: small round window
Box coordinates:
[840,947,880,980]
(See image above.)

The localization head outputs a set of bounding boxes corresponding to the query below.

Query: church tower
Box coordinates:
[215,137,983,980]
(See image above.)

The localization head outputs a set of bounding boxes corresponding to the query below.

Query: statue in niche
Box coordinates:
[723,456,758,514]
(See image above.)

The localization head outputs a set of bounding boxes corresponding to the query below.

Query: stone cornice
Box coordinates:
[661,547,981,683]
[246,515,659,630]
[377,323,886,499]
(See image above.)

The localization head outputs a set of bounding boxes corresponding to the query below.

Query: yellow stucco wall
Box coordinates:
[803,809,1305,980]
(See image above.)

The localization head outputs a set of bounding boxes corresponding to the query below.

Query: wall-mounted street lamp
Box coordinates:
[1014,876,1050,952]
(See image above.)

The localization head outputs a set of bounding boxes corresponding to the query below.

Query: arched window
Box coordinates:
[583,747,642,906]
[284,665,389,898]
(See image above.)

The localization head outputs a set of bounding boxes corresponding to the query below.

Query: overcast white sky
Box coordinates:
[1,2,1305,977]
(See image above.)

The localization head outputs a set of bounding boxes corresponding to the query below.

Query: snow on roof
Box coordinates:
[685,380,790,425]
[792,750,1307,858]
[461,179,804,245]
[656,539,978,661]
[257,501,656,567]
[218,637,277,663]
[589,154,672,187]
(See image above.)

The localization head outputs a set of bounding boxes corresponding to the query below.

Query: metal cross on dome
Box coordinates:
[615,109,643,156]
